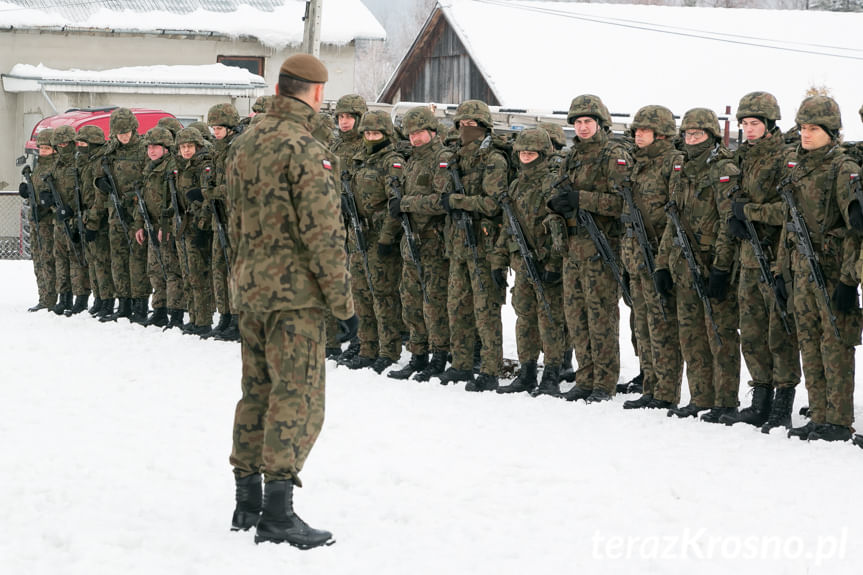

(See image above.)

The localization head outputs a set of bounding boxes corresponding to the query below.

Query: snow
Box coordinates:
[7,63,266,87]
[437,1,863,140]
[1,258,862,574]
[0,0,386,48]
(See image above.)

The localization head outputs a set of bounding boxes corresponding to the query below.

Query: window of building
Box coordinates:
[217,56,264,77]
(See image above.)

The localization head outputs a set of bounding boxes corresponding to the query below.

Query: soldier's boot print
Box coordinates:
[202,313,231,339]
[52,291,73,315]
[88,297,102,316]
[720,386,772,426]
[165,308,185,330]
[617,370,643,394]
[667,402,709,419]
[761,387,795,434]
[787,421,819,441]
[145,307,169,328]
[129,298,149,326]
[101,297,131,322]
[466,373,498,393]
[700,407,736,424]
[531,365,561,398]
[96,297,115,318]
[497,361,537,394]
[231,473,262,532]
[388,353,428,380]
[807,424,853,442]
[413,351,448,382]
[437,367,474,386]
[254,480,333,549]
[214,315,240,342]
[559,349,576,383]
[65,292,90,316]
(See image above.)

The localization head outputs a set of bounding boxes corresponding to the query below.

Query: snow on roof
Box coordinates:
[438,0,863,139]
[0,0,386,48]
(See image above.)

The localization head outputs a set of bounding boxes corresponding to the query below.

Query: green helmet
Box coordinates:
[252,95,273,114]
[357,110,394,138]
[680,108,721,138]
[334,94,368,116]
[36,128,54,147]
[401,106,438,134]
[110,107,138,136]
[143,127,175,148]
[567,94,611,127]
[631,105,677,137]
[795,95,842,131]
[736,91,781,122]
[188,121,213,142]
[76,125,105,145]
[207,103,240,128]
[157,116,184,137]
[513,128,552,156]
[453,99,492,129]
[52,125,76,145]
[176,127,205,147]
[538,122,566,149]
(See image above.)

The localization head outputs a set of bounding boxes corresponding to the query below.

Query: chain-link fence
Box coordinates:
[0,191,31,260]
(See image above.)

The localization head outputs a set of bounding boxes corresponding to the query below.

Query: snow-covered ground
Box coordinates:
[1,259,861,575]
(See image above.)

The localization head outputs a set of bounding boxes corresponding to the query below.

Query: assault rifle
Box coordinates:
[167,169,191,277]
[133,185,167,282]
[617,179,665,318]
[44,173,86,267]
[446,162,485,291]
[665,200,721,346]
[20,165,42,251]
[203,167,231,277]
[498,191,552,320]
[340,170,375,298]
[778,176,840,338]
[389,176,429,304]
[100,157,132,247]
[72,156,88,267]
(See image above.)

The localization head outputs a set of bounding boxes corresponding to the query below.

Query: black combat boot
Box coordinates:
[371,356,395,374]
[325,346,342,360]
[623,393,655,410]
[88,297,103,316]
[186,323,212,336]
[145,307,169,328]
[617,370,643,394]
[585,389,612,404]
[165,308,185,330]
[762,387,795,434]
[437,367,474,385]
[388,353,428,380]
[214,315,240,341]
[129,298,149,325]
[667,402,709,418]
[466,373,498,392]
[254,480,333,548]
[52,291,73,315]
[787,420,819,440]
[28,301,50,312]
[202,313,231,339]
[561,385,592,402]
[231,473,262,532]
[853,434,863,449]
[720,385,772,426]
[807,423,852,442]
[96,297,115,318]
[497,361,537,394]
[101,297,130,322]
[65,292,90,316]
[337,339,361,365]
[343,355,375,370]
[531,365,561,397]
[413,351,447,382]
[559,349,576,383]
[701,406,736,423]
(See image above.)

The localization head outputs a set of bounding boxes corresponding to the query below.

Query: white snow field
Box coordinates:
[1,259,861,575]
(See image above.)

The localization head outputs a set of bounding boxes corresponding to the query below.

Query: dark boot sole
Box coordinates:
[254,533,335,549]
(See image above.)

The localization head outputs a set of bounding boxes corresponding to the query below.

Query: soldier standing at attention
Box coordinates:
[226,54,356,548]
[24,129,57,312]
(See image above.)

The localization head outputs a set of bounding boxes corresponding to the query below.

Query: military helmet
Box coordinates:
[252,95,272,114]
[334,94,368,116]
[35,128,54,147]
[52,125,77,145]
[631,105,677,137]
[207,103,240,128]
[401,106,437,134]
[143,127,175,148]
[567,94,611,127]
[357,110,394,138]
[538,122,566,149]
[513,128,552,156]
[188,121,213,142]
[110,107,138,135]
[76,125,106,145]
[310,112,335,145]
[176,127,205,147]
[736,91,781,122]
[453,99,493,129]
[795,95,842,131]
[157,116,184,137]
[680,108,721,138]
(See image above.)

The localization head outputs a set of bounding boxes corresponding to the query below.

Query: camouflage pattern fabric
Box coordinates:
[176,150,215,325]
[32,155,57,306]
[208,134,235,317]
[78,144,114,301]
[50,145,89,295]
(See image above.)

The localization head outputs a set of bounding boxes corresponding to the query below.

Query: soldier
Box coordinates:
[491,128,565,395]
[23,129,57,311]
[133,127,184,328]
[157,116,184,144]
[547,94,631,403]
[385,106,451,381]
[619,105,684,411]
[433,99,508,391]
[226,53,356,548]
[655,108,741,422]
[778,96,861,442]
[189,120,214,148]
[538,121,567,175]
[310,112,335,147]
[719,92,802,431]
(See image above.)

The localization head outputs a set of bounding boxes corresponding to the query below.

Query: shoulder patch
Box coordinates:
[787,161,797,168]
[322,159,332,170]
[439,161,449,169]
[719,175,731,183]
[392,162,402,169]
[617,158,628,166]
[673,164,682,171]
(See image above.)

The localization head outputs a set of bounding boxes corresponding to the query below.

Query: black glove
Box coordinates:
[337,314,359,343]
[441,192,453,213]
[185,188,204,203]
[540,270,561,284]
[18,182,29,199]
[732,200,748,222]
[849,200,863,232]
[95,176,112,195]
[388,196,402,218]
[377,242,395,257]
[192,228,211,250]
[84,228,98,243]
[773,275,788,310]
[492,268,508,290]
[547,190,579,215]
[706,268,731,301]
[728,216,750,240]
[654,269,673,299]
[70,227,80,244]
[833,281,858,313]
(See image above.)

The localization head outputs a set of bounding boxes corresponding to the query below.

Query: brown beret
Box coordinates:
[279,54,328,84]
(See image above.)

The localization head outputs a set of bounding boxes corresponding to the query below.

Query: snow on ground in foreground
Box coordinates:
[1,259,861,575]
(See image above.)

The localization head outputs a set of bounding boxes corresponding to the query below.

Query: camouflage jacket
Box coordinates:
[396,136,447,240]
[136,154,177,236]
[350,140,405,246]
[225,95,353,319]
[32,153,56,221]
[657,142,739,275]
[80,145,108,231]
[175,149,213,232]
[331,129,364,177]
[101,135,147,224]
[47,146,78,216]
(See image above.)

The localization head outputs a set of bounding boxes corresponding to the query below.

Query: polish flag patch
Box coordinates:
[787,161,797,168]
[851,173,859,180]
[322,159,332,170]
[719,176,731,183]
[673,164,682,171]
[617,158,627,166]
[392,162,402,169]
[439,162,448,168]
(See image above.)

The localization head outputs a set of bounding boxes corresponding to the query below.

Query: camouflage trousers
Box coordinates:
[563,248,621,395]
[230,308,326,485]
[33,218,56,306]
[622,239,682,403]
[211,227,233,315]
[670,255,740,408]
[53,224,89,295]
[400,232,450,355]
[738,266,801,389]
[792,252,860,427]
[509,256,565,367]
[349,228,402,361]
[448,253,504,375]
[108,219,150,299]
[85,226,114,301]
[178,231,214,326]
[146,234,184,310]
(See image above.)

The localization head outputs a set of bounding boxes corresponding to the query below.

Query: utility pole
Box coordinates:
[302,0,322,58]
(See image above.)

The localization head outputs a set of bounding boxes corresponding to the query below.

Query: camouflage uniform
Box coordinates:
[656,108,741,418]
[31,129,57,309]
[77,126,114,310]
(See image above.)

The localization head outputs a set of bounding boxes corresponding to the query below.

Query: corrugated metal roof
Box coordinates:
[2,0,284,21]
